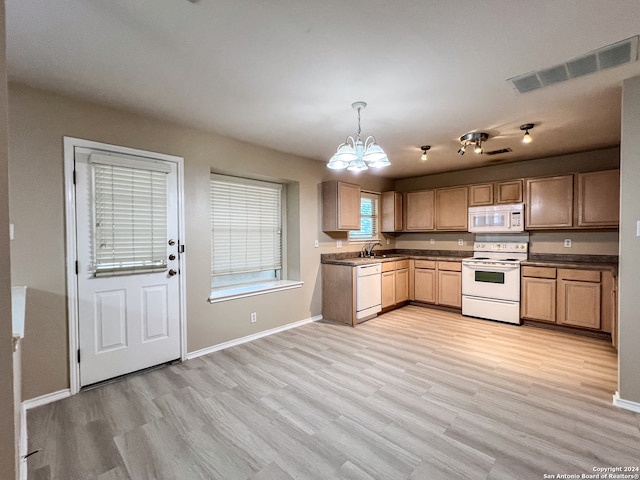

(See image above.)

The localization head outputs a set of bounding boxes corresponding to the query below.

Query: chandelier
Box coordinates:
[327,101,390,171]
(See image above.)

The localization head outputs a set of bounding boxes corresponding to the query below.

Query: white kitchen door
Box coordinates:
[74,147,182,387]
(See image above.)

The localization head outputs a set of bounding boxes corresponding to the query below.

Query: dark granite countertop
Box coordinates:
[522,253,618,275]
[321,249,472,266]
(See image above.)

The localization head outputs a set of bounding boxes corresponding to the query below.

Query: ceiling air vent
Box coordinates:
[484,148,512,156]
[508,35,639,94]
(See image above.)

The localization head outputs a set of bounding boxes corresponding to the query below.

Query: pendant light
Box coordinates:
[520,123,534,143]
[327,102,390,171]
[420,145,431,161]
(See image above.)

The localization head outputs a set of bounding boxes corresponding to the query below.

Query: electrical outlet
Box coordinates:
[430,238,435,245]
[458,239,464,246]
[250,312,257,323]
[564,239,572,248]
[337,240,342,248]
[314,239,319,248]
[386,237,390,245]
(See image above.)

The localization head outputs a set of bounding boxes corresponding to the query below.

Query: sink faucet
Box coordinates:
[365,241,383,257]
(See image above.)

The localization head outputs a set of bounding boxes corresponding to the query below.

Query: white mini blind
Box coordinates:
[91,157,168,276]
[210,175,282,278]
[349,192,379,241]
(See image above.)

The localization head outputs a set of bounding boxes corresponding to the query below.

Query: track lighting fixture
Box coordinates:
[520,123,534,143]
[458,132,489,155]
[420,145,431,161]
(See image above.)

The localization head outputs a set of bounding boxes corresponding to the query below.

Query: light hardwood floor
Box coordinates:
[27,307,640,480]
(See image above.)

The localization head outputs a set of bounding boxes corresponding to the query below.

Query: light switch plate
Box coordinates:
[9,223,14,240]
[337,240,342,248]
[314,239,319,248]
[637,220,640,237]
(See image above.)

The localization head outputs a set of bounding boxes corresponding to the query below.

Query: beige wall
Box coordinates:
[393,148,620,256]
[618,76,640,403]
[0,1,17,478]
[8,83,394,400]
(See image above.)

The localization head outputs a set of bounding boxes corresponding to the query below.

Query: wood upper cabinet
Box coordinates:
[435,186,468,231]
[576,169,620,227]
[495,179,523,204]
[469,180,522,207]
[469,184,493,206]
[381,191,403,232]
[322,181,361,231]
[521,266,557,323]
[405,190,435,231]
[557,269,601,329]
[525,175,574,229]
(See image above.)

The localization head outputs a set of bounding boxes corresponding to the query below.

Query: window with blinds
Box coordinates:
[91,155,169,276]
[349,192,380,241]
[210,175,282,288]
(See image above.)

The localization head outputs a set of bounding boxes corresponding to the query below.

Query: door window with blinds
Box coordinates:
[90,154,169,276]
[210,175,282,288]
[349,192,380,242]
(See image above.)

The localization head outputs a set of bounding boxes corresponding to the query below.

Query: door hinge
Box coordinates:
[178,244,185,254]
[72,169,76,185]
[75,260,79,274]
[77,349,80,363]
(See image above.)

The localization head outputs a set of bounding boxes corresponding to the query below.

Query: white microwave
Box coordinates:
[468,203,525,233]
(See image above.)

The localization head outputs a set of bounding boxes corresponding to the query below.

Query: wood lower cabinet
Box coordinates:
[381,268,396,308]
[576,169,620,227]
[525,175,574,229]
[521,266,556,322]
[405,190,435,230]
[382,260,409,308]
[557,269,601,329]
[381,191,403,232]
[437,261,462,308]
[521,265,615,336]
[322,181,361,231]
[413,260,437,303]
[395,261,409,303]
[435,186,468,231]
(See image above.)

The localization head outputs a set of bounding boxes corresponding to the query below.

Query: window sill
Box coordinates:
[208,280,303,303]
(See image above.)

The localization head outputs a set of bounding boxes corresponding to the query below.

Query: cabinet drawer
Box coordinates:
[381,261,396,272]
[522,266,556,279]
[414,259,436,269]
[395,259,409,270]
[558,269,600,282]
[438,261,461,272]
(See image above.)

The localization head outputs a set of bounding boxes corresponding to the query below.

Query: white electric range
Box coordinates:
[461,241,528,325]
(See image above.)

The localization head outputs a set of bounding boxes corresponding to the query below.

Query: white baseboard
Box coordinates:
[613,391,640,413]
[186,314,322,360]
[23,389,71,411]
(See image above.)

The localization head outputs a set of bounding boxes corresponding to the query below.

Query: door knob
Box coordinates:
[168,269,177,276]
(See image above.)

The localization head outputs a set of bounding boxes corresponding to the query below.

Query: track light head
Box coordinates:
[458,144,466,156]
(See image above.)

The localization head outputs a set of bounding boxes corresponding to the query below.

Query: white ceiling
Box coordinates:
[6,0,640,179]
